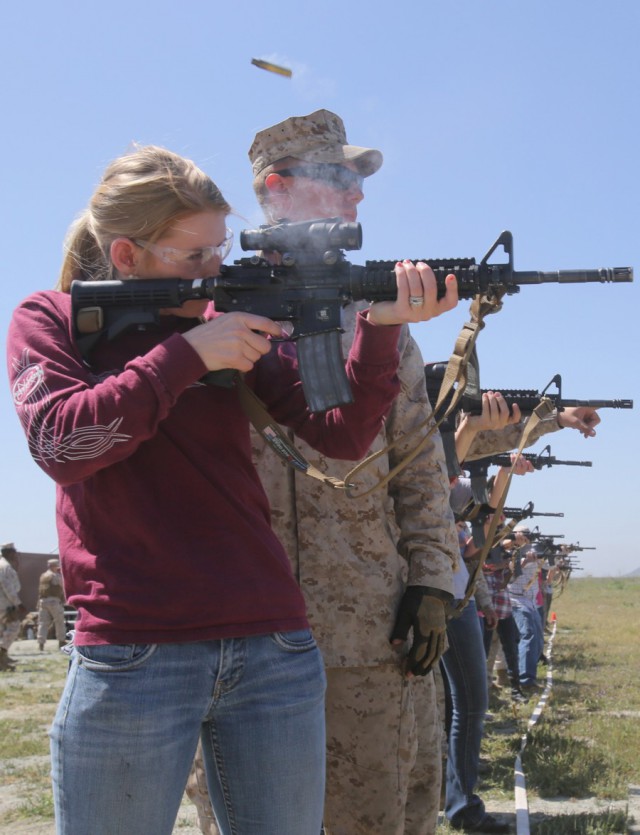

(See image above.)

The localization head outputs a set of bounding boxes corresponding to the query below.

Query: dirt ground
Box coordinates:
[1,640,638,834]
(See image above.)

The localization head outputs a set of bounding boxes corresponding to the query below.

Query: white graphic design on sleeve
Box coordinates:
[11,349,131,466]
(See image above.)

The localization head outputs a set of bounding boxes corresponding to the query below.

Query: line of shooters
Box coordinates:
[4,108,633,835]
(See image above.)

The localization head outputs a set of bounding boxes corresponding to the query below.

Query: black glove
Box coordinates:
[390,586,452,676]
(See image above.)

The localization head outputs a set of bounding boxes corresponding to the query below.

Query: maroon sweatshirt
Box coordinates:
[7,290,401,645]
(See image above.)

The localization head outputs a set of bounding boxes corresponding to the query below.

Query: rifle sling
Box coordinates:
[448,396,555,619]
[236,378,349,490]
[239,289,507,499]
[343,291,506,499]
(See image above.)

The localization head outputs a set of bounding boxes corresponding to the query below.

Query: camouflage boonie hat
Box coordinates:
[249,109,383,178]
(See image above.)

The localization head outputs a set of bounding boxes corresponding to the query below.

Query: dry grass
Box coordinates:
[475,576,640,833]
[3,578,639,834]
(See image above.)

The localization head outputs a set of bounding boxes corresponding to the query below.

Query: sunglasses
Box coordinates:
[276,163,364,192]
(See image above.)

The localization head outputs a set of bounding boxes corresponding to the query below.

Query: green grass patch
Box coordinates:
[531,808,628,834]
[4,788,55,823]
[522,725,620,798]
[0,717,51,759]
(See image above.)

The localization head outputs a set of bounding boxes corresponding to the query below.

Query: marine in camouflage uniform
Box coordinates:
[0,543,25,671]
[255,109,462,835]
[254,306,458,835]
[188,307,459,835]
[36,558,66,650]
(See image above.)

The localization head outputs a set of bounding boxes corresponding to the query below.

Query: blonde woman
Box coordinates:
[7,144,445,835]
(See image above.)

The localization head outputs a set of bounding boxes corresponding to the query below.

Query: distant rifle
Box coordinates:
[529,535,567,562]
[543,541,595,565]
[455,502,564,532]
[464,444,591,506]
[502,502,565,521]
[425,367,633,418]
[528,531,565,542]
[70,220,633,413]
[556,555,583,567]
[472,444,592,471]
[453,501,563,553]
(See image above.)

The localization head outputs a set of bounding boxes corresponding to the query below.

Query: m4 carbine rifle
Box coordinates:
[454,500,563,527]
[470,444,593,471]
[463,444,589,507]
[502,501,565,521]
[528,530,565,542]
[424,368,633,418]
[71,220,633,413]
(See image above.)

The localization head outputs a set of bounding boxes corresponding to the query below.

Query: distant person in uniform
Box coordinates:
[0,542,26,671]
[37,558,67,650]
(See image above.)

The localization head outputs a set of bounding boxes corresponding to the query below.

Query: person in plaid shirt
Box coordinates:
[482,542,524,703]
[482,458,535,703]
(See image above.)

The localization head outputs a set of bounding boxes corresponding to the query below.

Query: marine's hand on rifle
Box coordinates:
[464,392,522,432]
[390,586,451,677]
[508,453,536,476]
[182,312,287,373]
[557,406,600,438]
[366,261,458,326]
[456,392,522,463]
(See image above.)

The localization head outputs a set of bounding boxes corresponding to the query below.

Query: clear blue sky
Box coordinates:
[1,1,638,575]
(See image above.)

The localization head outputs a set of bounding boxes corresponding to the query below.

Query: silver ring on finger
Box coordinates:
[409,296,424,307]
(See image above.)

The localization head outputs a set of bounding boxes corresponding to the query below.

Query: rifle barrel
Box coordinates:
[559,399,633,409]
[515,267,633,284]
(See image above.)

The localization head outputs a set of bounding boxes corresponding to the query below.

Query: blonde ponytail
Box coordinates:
[57,145,231,293]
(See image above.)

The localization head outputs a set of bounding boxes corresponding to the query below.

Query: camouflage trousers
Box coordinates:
[186,664,442,835]
[185,745,218,835]
[37,597,66,644]
[0,609,20,651]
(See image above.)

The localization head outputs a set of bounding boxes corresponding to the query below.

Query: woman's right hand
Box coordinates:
[182,312,286,373]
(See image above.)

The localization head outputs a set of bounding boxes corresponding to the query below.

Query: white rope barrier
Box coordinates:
[514,614,557,835]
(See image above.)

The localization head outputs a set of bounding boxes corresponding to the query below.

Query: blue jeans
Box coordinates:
[440,600,489,828]
[512,602,544,685]
[50,633,326,835]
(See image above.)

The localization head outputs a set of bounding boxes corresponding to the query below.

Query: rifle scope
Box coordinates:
[240,219,362,256]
